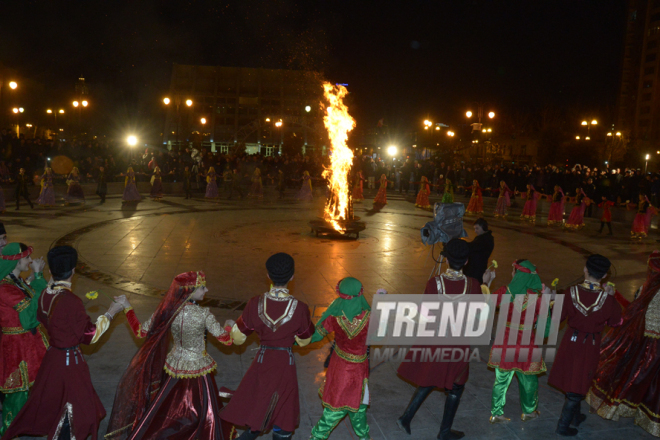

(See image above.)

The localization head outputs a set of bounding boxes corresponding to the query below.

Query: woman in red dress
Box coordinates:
[547,185,566,226]
[352,171,365,202]
[520,184,542,224]
[373,174,389,205]
[565,188,588,230]
[631,194,655,239]
[586,251,660,438]
[415,176,432,209]
[598,197,615,235]
[105,271,235,440]
[494,180,512,218]
[465,180,483,216]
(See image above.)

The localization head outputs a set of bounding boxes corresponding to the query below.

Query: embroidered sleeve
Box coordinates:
[480,285,491,295]
[294,304,314,347]
[644,291,660,338]
[310,316,332,344]
[19,277,47,330]
[205,311,232,345]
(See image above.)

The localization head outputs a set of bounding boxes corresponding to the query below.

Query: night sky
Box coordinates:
[0,0,627,137]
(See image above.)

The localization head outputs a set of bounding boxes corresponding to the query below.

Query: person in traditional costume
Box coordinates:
[105,271,236,440]
[221,253,314,440]
[1,246,126,440]
[37,167,56,207]
[308,277,371,440]
[564,188,588,230]
[352,171,365,202]
[494,181,512,218]
[442,179,454,204]
[548,254,622,436]
[150,166,163,200]
[598,196,614,235]
[373,174,390,205]
[204,167,219,199]
[465,180,483,216]
[415,176,432,209]
[0,243,49,435]
[520,184,541,224]
[296,171,314,202]
[487,259,548,424]
[14,168,33,210]
[96,166,107,204]
[547,185,566,226]
[122,167,142,203]
[585,251,660,438]
[397,239,482,440]
[249,168,264,199]
[632,194,655,239]
[65,167,85,204]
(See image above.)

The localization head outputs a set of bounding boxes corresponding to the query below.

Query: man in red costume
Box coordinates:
[308,277,371,440]
[221,252,314,440]
[2,246,126,440]
[548,254,622,436]
[0,242,49,434]
[397,238,483,440]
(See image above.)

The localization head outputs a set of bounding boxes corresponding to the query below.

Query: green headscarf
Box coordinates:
[507,260,542,297]
[320,277,371,323]
[0,243,23,279]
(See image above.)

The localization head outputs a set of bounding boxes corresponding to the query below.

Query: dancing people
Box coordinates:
[565,188,588,230]
[373,174,390,205]
[631,194,655,239]
[352,170,365,202]
[150,166,163,200]
[520,184,541,224]
[487,259,549,424]
[598,197,614,235]
[415,176,432,209]
[547,185,566,226]
[204,167,219,199]
[105,271,235,440]
[122,167,142,203]
[2,246,126,440]
[297,170,314,202]
[221,253,314,440]
[249,168,264,199]
[548,254,622,437]
[308,277,371,440]
[442,178,455,204]
[397,239,482,440]
[585,251,660,438]
[96,166,107,204]
[65,167,85,205]
[0,243,49,435]
[494,180,512,218]
[465,180,483,216]
[37,167,56,207]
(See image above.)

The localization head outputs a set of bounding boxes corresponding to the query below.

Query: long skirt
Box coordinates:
[547,202,564,225]
[465,195,483,215]
[38,186,56,206]
[521,199,537,221]
[249,181,263,198]
[297,184,313,201]
[565,204,585,230]
[415,190,431,208]
[66,183,85,203]
[373,187,387,204]
[205,181,219,198]
[150,179,163,198]
[352,185,364,202]
[632,213,651,236]
[126,374,235,440]
[123,183,142,202]
[494,196,508,217]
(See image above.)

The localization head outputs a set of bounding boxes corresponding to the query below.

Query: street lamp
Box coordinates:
[488,111,495,119]
[616,132,621,137]
[82,100,88,107]
[8,81,17,90]
[163,97,170,105]
[200,117,207,125]
[646,154,651,173]
[47,109,52,114]
[387,145,397,156]
[73,101,79,107]
[576,136,580,140]
[275,120,283,128]
[305,105,311,112]
[465,111,472,118]
[185,99,193,107]
[127,135,138,146]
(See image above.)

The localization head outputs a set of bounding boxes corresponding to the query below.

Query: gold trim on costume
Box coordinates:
[258,291,298,332]
[1,326,29,335]
[571,285,607,316]
[334,345,368,363]
[644,290,660,339]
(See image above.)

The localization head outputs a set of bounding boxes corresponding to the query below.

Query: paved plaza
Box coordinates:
[4,186,658,440]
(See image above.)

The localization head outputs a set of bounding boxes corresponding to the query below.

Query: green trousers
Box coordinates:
[310,404,369,440]
[491,368,538,416]
[0,390,29,436]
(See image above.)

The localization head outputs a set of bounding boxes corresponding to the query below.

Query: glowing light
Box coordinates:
[275,120,283,127]
[73,101,79,107]
[82,100,88,107]
[576,136,580,140]
[615,132,621,136]
[322,82,356,233]
[646,154,651,160]
[423,119,432,127]
[305,105,311,112]
[482,129,487,133]
[8,81,17,89]
[18,108,23,113]
[592,119,598,125]
[435,126,440,130]
[185,99,193,107]
[387,145,397,156]
[163,97,170,105]
[47,109,52,114]
[200,117,207,124]
[581,121,587,126]
[265,118,271,122]
[607,132,612,136]
[487,128,492,132]
[447,131,455,137]
[25,124,32,127]
[466,111,473,118]
[126,135,138,146]
[488,111,495,118]
[586,136,591,140]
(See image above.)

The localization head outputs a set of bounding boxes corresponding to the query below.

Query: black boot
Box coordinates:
[397,386,434,435]
[272,428,292,440]
[437,383,465,440]
[568,393,586,427]
[607,222,613,236]
[236,429,260,440]
[556,395,579,436]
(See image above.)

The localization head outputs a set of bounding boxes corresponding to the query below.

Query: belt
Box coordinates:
[257,346,294,365]
[569,329,596,345]
[1,326,29,335]
[52,345,83,366]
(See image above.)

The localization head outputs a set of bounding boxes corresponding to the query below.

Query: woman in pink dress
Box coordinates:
[565,188,588,230]
[296,171,314,201]
[520,184,541,224]
[631,194,655,239]
[249,168,264,199]
[352,171,365,202]
[547,185,566,226]
[65,167,85,204]
[204,167,219,199]
[373,174,389,205]
[494,180,512,218]
[465,180,483,216]
[415,176,432,209]
[122,167,142,203]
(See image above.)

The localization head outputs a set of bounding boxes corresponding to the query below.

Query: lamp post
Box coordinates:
[163,96,193,150]
[580,119,597,139]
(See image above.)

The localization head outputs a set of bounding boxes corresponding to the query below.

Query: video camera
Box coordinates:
[420,202,468,246]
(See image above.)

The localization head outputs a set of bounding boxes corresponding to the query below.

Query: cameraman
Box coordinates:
[463,218,494,284]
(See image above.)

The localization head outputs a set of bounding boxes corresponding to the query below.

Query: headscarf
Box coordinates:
[106,271,205,440]
[507,260,542,297]
[318,277,371,323]
[0,243,32,279]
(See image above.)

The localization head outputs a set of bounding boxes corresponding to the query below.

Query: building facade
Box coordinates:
[163,64,325,154]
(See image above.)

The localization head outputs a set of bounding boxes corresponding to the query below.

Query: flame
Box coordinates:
[322,82,356,232]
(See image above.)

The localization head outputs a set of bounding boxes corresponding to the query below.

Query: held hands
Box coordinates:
[113,295,131,309]
[482,269,496,287]
[223,319,236,328]
[30,257,46,273]
[107,301,124,318]
[603,283,616,296]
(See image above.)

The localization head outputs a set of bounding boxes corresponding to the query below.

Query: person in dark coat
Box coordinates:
[14,168,33,210]
[463,218,494,284]
[96,166,107,204]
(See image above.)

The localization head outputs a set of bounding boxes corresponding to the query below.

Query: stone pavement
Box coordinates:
[2,185,657,439]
